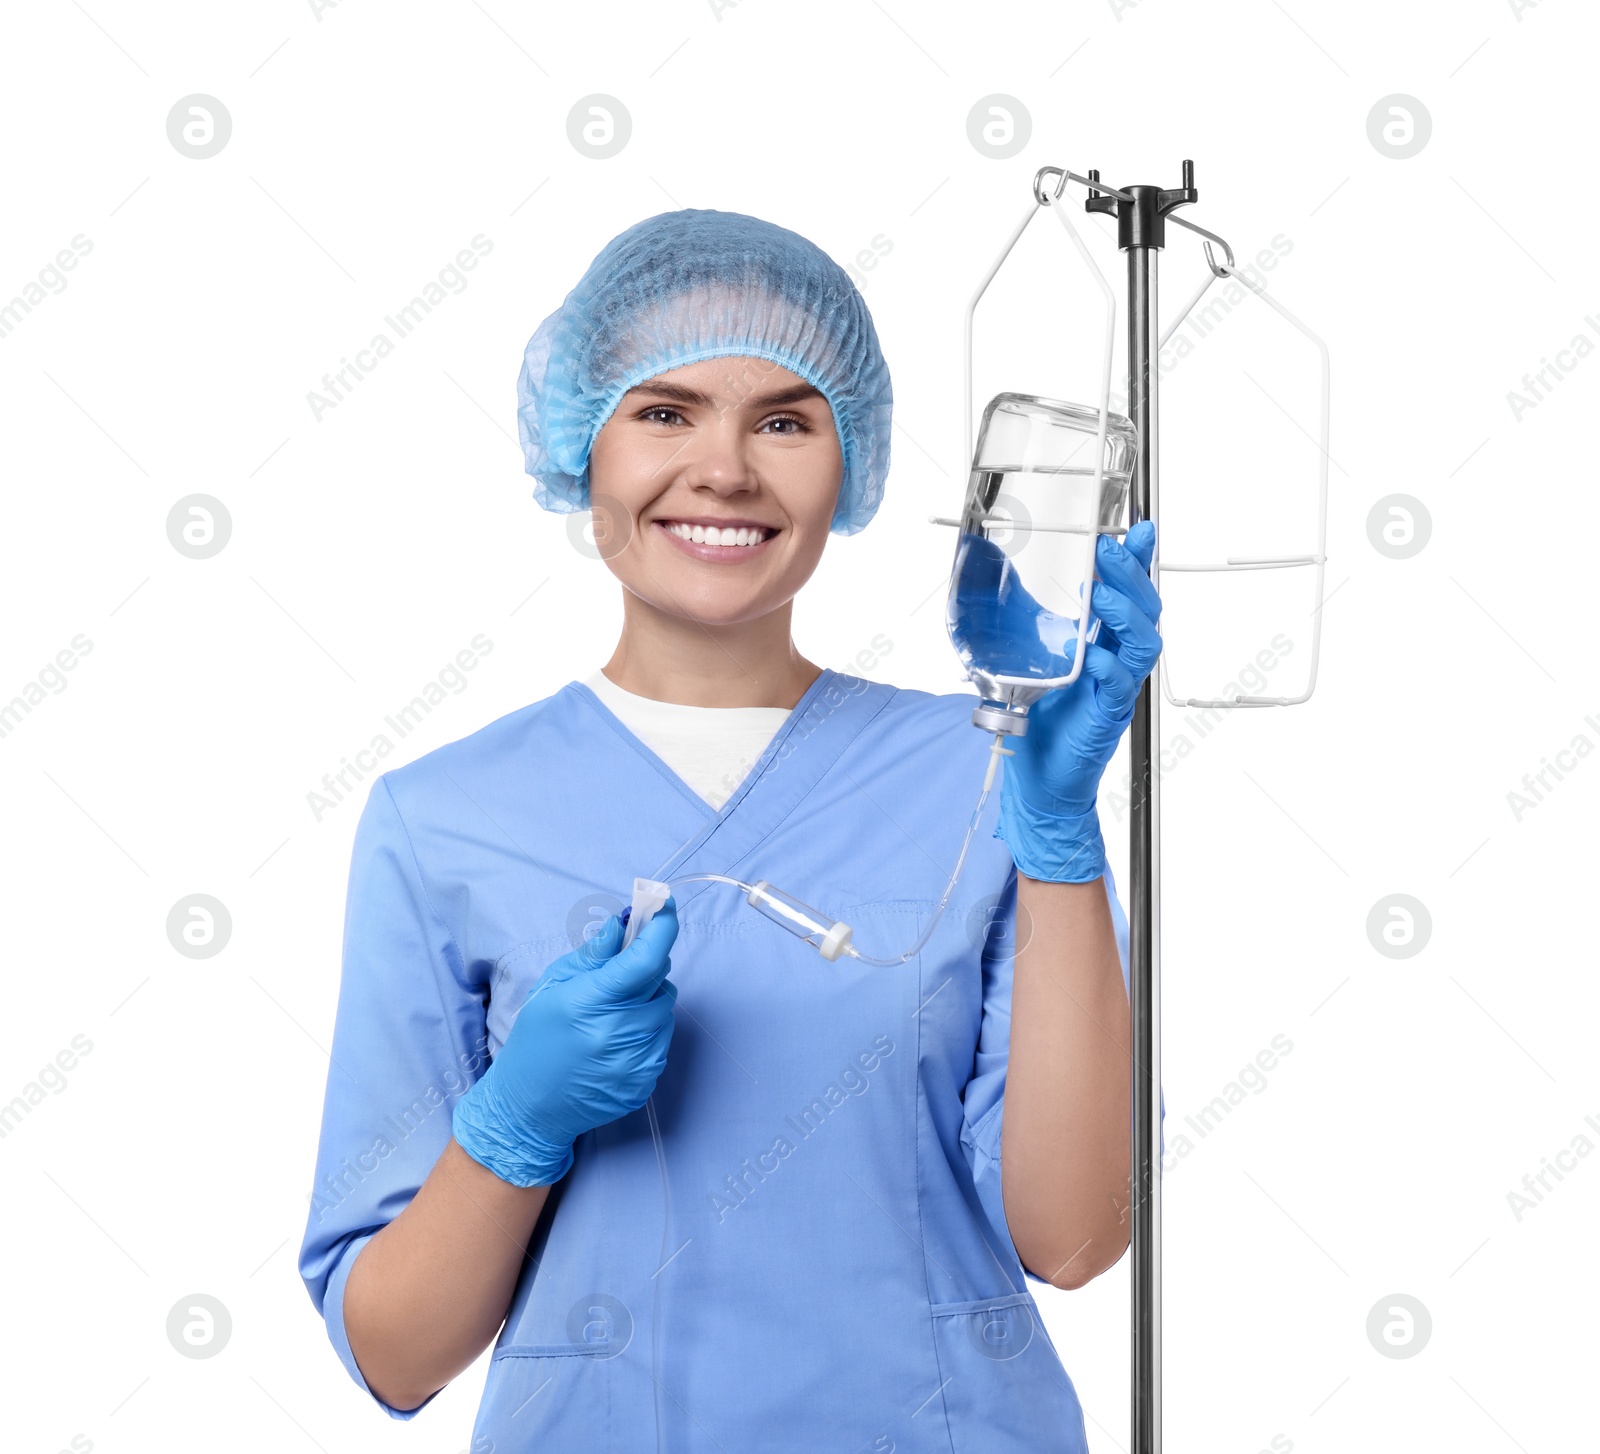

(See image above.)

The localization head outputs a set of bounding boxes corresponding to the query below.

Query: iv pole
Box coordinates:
[959,158,1328,1454]
[1086,158,1196,1454]
[957,160,1190,1454]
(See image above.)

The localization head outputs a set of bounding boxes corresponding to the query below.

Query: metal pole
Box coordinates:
[1126,234,1161,1454]
[1090,161,1191,1454]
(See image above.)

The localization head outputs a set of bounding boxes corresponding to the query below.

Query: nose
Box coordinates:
[672,414,758,497]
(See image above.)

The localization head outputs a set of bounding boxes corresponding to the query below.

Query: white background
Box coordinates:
[1,2,1594,1451]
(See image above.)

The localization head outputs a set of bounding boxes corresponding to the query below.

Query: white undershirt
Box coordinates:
[584,670,792,811]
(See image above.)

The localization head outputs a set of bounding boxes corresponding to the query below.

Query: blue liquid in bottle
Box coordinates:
[946,532,1088,689]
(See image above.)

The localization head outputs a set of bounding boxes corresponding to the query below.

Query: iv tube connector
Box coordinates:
[972,700,1029,737]
[744,881,853,962]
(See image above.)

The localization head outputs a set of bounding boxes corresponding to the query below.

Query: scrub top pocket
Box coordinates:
[927,1292,1089,1454]
[474,1341,643,1451]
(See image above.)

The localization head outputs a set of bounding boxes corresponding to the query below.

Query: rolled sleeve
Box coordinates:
[297,773,489,1419]
[958,870,1035,1279]
[320,1232,438,1420]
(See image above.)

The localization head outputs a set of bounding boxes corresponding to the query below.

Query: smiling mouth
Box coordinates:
[657,521,777,548]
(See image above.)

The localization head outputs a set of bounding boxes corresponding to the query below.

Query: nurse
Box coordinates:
[299,208,1163,1452]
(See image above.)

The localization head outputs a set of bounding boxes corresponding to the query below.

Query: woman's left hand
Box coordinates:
[996,520,1163,883]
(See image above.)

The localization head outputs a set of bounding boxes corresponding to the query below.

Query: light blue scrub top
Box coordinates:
[298,668,1150,1452]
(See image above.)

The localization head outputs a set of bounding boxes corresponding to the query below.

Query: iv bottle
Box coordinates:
[946,393,1138,728]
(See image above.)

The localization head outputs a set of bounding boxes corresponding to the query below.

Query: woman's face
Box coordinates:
[585,355,844,627]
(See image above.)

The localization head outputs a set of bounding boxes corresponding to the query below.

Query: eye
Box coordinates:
[760,413,811,436]
[639,405,685,426]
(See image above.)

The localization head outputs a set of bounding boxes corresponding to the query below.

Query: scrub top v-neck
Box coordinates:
[298,668,1136,1453]
[581,667,793,813]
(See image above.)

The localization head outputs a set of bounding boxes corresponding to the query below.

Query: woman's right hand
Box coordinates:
[451,900,680,1187]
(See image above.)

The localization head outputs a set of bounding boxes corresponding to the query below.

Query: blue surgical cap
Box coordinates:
[516,208,894,536]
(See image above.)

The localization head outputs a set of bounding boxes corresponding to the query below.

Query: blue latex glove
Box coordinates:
[452,900,680,1187]
[996,520,1164,883]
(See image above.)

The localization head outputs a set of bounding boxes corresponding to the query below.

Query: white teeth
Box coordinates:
[664,522,770,547]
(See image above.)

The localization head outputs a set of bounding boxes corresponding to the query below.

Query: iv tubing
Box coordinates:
[665,730,1011,967]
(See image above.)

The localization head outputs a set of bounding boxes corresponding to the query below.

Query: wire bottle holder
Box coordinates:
[934,166,1331,713]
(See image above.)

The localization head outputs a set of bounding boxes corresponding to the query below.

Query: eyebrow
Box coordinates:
[623,380,825,409]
